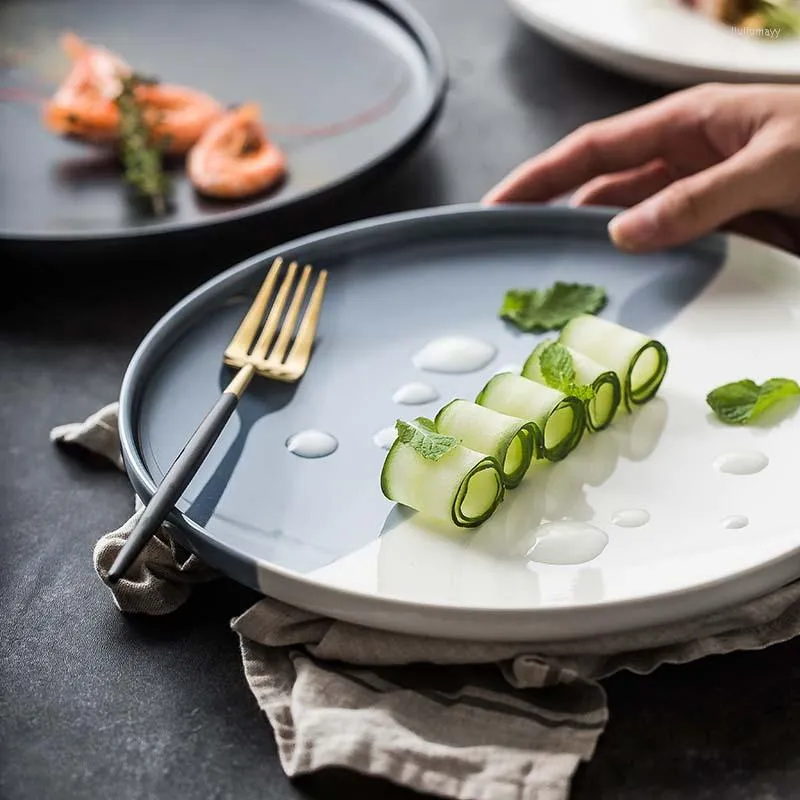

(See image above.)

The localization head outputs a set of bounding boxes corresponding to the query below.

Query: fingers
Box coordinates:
[608,142,776,252]
[570,160,673,209]
[482,90,698,204]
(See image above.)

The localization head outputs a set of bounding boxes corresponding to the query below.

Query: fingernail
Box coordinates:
[609,205,658,251]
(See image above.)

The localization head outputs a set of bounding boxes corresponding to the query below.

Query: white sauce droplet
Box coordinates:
[392,381,439,405]
[373,427,397,450]
[611,508,650,528]
[527,521,609,566]
[713,450,769,476]
[286,429,338,458]
[493,362,521,376]
[721,514,749,530]
[412,336,497,373]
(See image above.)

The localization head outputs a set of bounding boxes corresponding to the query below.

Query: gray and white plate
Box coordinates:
[119,205,800,641]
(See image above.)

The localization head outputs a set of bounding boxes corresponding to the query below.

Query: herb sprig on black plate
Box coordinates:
[114,74,171,216]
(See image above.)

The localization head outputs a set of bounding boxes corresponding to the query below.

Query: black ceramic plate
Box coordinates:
[0,0,445,242]
[115,205,800,641]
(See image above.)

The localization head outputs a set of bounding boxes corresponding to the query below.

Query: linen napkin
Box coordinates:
[53,403,800,800]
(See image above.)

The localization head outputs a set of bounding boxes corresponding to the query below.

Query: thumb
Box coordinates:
[608,143,776,252]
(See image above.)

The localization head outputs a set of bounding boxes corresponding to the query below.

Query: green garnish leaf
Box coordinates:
[706,378,800,425]
[115,74,171,216]
[540,342,575,388]
[760,2,800,36]
[395,417,459,461]
[567,383,597,401]
[538,341,596,401]
[500,282,607,333]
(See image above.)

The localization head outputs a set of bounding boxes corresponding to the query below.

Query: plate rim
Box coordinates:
[0,0,447,243]
[505,0,800,86]
[117,203,800,640]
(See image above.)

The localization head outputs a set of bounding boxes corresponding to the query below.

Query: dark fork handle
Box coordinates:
[107,390,239,583]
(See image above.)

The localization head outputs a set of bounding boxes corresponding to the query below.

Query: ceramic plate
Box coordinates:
[0,0,444,242]
[119,205,800,641]
[506,0,800,86]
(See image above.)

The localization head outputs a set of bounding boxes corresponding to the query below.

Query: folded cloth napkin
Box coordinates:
[53,403,800,800]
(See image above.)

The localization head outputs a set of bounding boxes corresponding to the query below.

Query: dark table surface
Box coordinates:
[4,2,800,798]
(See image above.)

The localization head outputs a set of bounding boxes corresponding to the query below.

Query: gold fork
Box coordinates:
[108,257,327,583]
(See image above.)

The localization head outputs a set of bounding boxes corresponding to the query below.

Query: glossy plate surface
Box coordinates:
[119,205,800,641]
[506,0,800,86]
[0,0,444,241]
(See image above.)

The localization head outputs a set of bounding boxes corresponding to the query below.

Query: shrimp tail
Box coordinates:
[61,31,91,61]
[232,102,261,122]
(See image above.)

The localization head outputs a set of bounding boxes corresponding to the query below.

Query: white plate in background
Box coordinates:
[507,0,800,86]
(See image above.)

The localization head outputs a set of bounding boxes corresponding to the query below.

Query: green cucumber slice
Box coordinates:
[559,314,668,411]
[380,439,504,528]
[475,372,585,462]
[522,339,622,432]
[435,399,537,489]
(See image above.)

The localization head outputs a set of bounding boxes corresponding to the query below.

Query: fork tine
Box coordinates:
[284,269,327,372]
[224,257,282,360]
[268,264,312,364]
[250,261,298,361]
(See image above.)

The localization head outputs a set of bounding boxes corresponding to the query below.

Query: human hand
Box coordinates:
[483,84,800,253]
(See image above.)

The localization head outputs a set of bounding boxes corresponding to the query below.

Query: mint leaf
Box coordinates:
[567,383,597,401]
[540,342,576,388]
[537,342,596,401]
[395,417,459,460]
[760,3,800,36]
[499,282,607,333]
[706,378,800,425]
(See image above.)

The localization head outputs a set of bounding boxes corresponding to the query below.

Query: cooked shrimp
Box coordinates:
[43,32,222,153]
[42,32,128,143]
[62,32,128,98]
[187,103,286,199]
[136,84,223,155]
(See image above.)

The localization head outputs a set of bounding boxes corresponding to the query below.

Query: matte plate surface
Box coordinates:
[119,206,800,641]
[0,0,444,241]
[506,0,800,87]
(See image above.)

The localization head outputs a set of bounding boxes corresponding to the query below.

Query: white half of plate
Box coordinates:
[299,231,800,640]
[506,0,800,86]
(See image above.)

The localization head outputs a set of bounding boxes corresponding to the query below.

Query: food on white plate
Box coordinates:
[476,372,586,462]
[434,400,538,488]
[706,377,800,424]
[522,340,622,432]
[559,314,669,412]
[499,281,607,333]
[380,309,669,528]
[380,418,505,528]
[681,0,800,36]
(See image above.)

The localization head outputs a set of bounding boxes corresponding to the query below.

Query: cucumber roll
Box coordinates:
[435,400,538,489]
[380,418,505,528]
[522,339,622,432]
[476,373,585,462]
[559,314,668,410]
